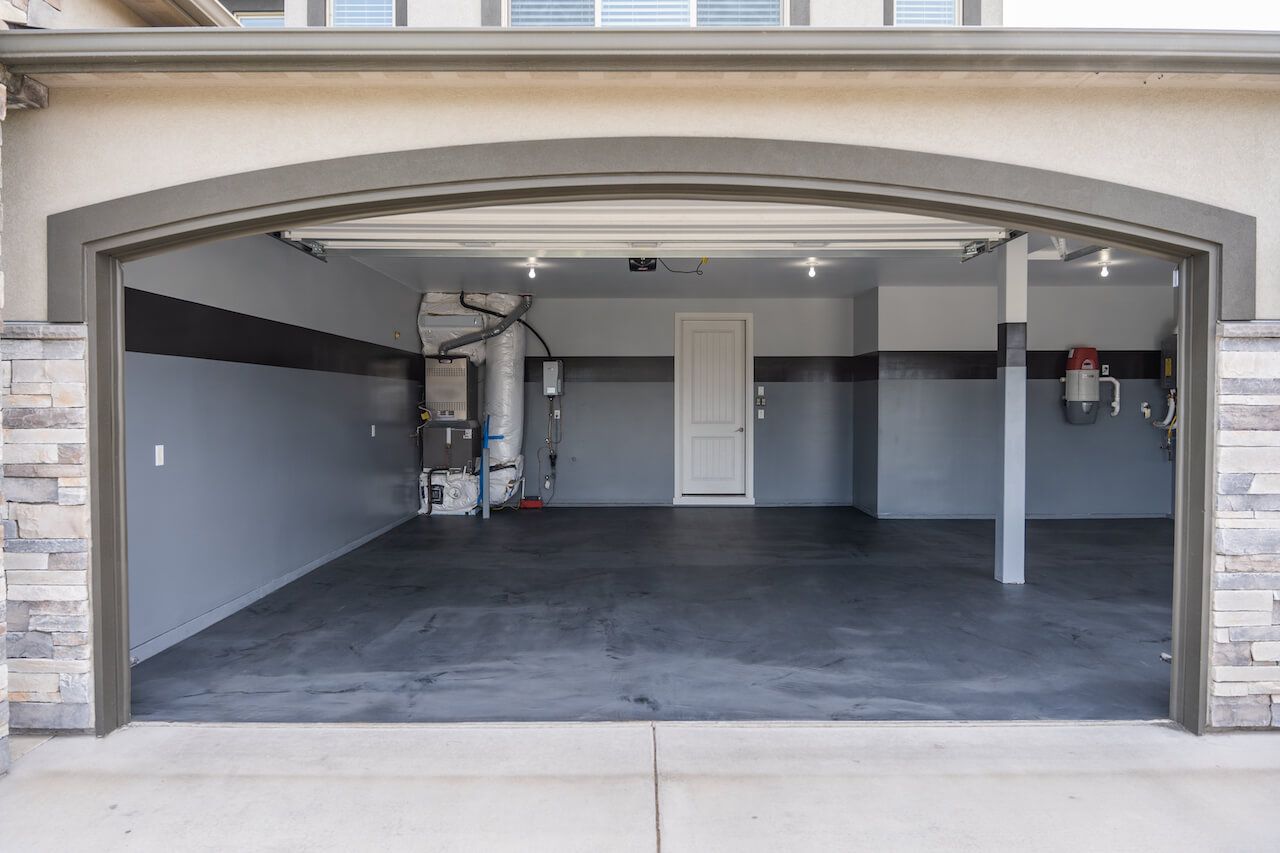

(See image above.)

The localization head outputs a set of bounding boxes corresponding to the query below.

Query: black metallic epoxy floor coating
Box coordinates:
[131,509,1173,723]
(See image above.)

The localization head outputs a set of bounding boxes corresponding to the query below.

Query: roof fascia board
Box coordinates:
[118,0,239,27]
[1,28,1279,75]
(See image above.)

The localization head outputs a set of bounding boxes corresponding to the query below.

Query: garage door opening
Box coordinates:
[119,199,1179,723]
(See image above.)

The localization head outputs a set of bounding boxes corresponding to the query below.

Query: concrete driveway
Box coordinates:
[2,721,1278,851]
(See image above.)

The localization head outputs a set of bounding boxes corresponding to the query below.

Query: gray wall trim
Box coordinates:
[789,0,809,26]
[47,136,1220,734]
[1172,253,1215,733]
[962,0,980,26]
[6,29,1280,75]
[481,0,501,26]
[306,0,324,26]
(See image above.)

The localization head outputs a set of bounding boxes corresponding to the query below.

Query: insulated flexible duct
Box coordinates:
[481,293,526,504]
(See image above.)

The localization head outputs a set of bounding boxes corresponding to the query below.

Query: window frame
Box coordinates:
[328,0,397,27]
[503,0,790,28]
[891,0,960,27]
[234,10,286,26]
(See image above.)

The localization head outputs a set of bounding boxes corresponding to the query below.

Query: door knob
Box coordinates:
[736,426,744,432]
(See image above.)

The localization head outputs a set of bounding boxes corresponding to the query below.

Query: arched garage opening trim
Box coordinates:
[47,137,1243,735]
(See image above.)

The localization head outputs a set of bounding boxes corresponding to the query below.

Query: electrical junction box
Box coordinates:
[1159,334,1178,390]
[543,360,564,396]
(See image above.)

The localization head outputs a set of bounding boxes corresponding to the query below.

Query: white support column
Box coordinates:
[995,234,1028,584]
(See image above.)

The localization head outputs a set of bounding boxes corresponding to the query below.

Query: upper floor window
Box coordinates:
[893,0,958,26]
[330,0,395,26]
[508,0,783,27]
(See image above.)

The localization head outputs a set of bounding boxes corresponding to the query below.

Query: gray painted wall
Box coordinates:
[125,235,421,352]
[515,292,1174,514]
[122,236,424,658]
[851,381,879,515]
[874,378,1173,518]
[521,380,855,506]
[518,297,856,506]
[861,282,1176,518]
[522,298,855,357]
[126,354,420,655]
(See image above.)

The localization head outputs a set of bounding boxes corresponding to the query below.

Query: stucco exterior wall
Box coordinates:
[25,0,148,29]
[2,75,1278,321]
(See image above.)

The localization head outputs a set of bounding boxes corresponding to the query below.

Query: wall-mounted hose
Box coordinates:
[1099,375,1121,417]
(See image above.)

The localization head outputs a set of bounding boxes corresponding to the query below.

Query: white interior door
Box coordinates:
[677,317,748,498]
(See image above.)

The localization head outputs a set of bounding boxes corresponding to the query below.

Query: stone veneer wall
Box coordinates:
[1212,321,1280,729]
[0,322,92,732]
[0,115,7,771]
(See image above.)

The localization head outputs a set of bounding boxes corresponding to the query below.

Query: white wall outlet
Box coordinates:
[370,424,377,437]
[154,445,165,467]
[757,409,765,420]
[757,385,765,396]
[1101,364,1110,376]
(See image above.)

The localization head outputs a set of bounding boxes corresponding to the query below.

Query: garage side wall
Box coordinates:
[119,238,424,662]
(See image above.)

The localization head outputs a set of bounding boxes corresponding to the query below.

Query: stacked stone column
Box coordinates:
[1212,321,1280,728]
[1,323,92,731]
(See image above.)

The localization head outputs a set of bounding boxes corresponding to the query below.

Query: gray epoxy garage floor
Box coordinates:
[131,509,1173,723]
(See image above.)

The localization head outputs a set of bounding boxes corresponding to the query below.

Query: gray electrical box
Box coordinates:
[542,359,563,397]
[424,357,479,423]
[1159,334,1177,390]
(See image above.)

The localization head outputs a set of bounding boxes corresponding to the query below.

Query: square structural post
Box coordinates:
[996,234,1028,584]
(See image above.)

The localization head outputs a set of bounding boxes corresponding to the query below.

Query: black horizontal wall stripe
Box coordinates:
[754,356,854,383]
[124,288,423,382]
[878,351,996,381]
[522,352,1162,382]
[863,350,1161,381]
[524,356,674,383]
[1025,350,1160,381]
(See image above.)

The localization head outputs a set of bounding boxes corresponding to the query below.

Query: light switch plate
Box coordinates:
[370,425,377,437]
[154,445,165,466]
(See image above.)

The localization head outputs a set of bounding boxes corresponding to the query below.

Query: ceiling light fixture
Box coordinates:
[806,259,818,278]
[1100,263,1110,278]
[526,258,538,279]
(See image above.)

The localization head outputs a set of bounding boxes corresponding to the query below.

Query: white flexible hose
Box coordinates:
[1099,376,1121,417]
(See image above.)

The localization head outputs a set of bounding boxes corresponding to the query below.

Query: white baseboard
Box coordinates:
[129,511,418,664]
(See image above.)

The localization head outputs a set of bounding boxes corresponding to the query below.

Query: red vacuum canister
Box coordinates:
[1063,346,1101,424]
